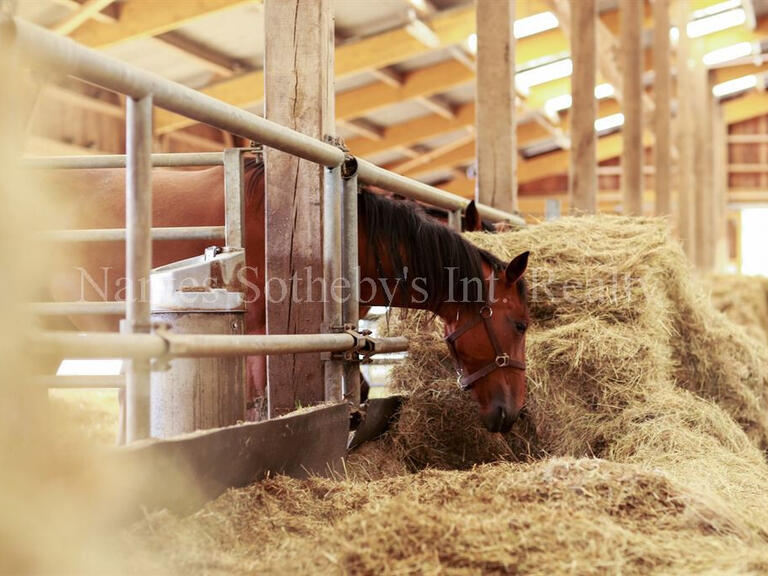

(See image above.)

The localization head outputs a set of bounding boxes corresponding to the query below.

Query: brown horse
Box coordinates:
[45,158,529,432]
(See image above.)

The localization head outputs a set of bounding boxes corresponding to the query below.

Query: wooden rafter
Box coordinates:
[71,0,254,48]
[155,2,650,135]
[51,0,116,35]
[722,90,768,124]
[156,32,247,76]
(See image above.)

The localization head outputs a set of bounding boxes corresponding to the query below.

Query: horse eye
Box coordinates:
[515,321,528,334]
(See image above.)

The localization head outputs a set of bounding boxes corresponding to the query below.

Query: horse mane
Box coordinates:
[359,188,509,310]
[243,154,265,199]
[241,156,525,310]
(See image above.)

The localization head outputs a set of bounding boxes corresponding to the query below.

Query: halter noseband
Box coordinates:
[444,305,526,391]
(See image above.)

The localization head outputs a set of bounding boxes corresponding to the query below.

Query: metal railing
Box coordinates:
[11,17,524,442]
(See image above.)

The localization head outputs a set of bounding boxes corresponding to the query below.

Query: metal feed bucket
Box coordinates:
[150,247,246,438]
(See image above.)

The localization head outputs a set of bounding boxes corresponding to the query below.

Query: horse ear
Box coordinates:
[505,251,529,285]
[464,201,482,232]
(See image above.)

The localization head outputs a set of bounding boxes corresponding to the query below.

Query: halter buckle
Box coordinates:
[495,354,510,367]
[479,305,493,319]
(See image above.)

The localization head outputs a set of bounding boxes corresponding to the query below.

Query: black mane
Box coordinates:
[359,189,506,310]
[243,156,524,310]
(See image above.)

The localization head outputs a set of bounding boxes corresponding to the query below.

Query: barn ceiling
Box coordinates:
[17,0,768,214]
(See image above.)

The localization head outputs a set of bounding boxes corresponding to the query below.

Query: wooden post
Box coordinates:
[675,0,696,261]
[475,0,516,212]
[264,0,334,417]
[569,0,597,214]
[692,62,715,270]
[712,98,729,270]
[621,0,643,215]
[653,0,671,216]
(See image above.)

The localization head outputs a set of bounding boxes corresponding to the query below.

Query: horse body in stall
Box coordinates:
[46,159,529,432]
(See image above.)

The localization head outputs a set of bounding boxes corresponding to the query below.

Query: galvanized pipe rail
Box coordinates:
[31,301,127,316]
[41,226,225,243]
[35,331,409,360]
[8,18,524,227]
[21,152,225,169]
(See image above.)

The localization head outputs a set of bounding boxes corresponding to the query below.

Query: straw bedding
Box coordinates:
[126,216,768,574]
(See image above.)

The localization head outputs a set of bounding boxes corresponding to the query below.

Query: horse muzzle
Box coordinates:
[481,402,519,434]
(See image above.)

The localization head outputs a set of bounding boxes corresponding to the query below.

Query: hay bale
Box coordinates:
[707,274,768,344]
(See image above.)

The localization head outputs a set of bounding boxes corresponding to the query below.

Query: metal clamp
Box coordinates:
[329,327,375,363]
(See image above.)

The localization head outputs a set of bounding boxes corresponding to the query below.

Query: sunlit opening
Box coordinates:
[741,208,768,276]
[57,359,123,376]
[594,112,625,132]
[703,41,754,66]
[516,58,573,95]
[514,11,559,39]
[712,74,757,97]
[687,8,746,38]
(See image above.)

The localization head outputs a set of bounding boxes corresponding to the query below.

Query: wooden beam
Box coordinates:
[722,90,768,124]
[345,102,476,158]
[155,22,479,133]
[620,0,643,216]
[336,59,473,121]
[569,0,597,214]
[369,68,404,87]
[693,62,715,269]
[51,0,116,35]
[338,119,385,140]
[439,130,656,194]
[728,164,768,172]
[475,0,516,211]
[383,113,574,180]
[344,97,618,176]
[728,134,768,144]
[416,96,455,119]
[385,132,475,177]
[71,0,253,48]
[518,131,655,184]
[654,0,672,216]
[676,0,696,260]
[155,3,647,135]
[156,32,246,76]
[264,0,331,416]
[713,61,768,84]
[713,96,729,270]
[51,0,116,23]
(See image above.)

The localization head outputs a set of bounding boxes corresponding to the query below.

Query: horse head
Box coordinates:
[443,251,530,433]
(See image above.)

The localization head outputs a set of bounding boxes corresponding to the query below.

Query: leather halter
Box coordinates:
[444,305,526,391]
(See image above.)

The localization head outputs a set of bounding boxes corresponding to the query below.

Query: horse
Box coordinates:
[43,157,530,432]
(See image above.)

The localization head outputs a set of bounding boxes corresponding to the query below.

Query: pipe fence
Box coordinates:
[11,17,524,442]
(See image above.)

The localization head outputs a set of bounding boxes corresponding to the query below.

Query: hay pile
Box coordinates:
[125,458,768,575]
[707,274,768,344]
[124,216,768,574]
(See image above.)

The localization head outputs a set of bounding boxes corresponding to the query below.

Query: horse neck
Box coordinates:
[356,207,482,324]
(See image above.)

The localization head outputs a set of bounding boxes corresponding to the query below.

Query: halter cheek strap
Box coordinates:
[444,305,526,391]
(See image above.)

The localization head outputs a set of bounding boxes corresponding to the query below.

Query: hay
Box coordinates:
[382,216,768,468]
[124,458,768,575]
[707,274,768,344]
[123,216,768,574]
